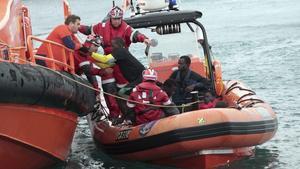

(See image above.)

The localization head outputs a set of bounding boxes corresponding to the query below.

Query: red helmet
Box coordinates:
[109,6,124,19]
[142,68,158,81]
[83,35,102,48]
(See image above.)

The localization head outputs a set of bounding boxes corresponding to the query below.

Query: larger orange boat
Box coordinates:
[0,0,95,169]
[87,6,278,169]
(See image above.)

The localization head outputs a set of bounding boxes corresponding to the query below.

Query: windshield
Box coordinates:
[129,22,205,66]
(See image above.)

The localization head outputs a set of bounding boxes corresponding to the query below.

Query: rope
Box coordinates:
[1,38,202,110]
[12,57,201,109]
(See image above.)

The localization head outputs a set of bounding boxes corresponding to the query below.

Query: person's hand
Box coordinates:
[197,39,204,45]
[103,67,113,75]
[144,38,151,45]
[185,84,196,92]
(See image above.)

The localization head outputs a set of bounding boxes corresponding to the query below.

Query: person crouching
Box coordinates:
[74,35,113,94]
[126,69,177,125]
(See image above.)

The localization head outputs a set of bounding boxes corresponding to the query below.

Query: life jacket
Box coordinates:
[172,70,197,104]
[91,52,115,68]
[36,25,81,71]
[90,53,128,87]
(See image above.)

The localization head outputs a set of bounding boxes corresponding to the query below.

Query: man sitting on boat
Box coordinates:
[169,55,211,107]
[127,69,178,125]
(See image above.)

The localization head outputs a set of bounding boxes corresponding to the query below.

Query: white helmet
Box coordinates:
[142,68,158,81]
[109,6,124,19]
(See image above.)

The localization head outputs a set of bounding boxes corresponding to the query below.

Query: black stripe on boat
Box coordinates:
[100,119,278,155]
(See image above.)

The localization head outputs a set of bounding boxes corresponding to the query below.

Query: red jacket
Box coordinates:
[81,20,147,54]
[127,81,171,125]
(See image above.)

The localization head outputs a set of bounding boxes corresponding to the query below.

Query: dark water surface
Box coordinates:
[23,0,300,168]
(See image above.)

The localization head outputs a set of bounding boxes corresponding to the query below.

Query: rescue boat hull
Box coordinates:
[0,104,77,169]
[88,80,277,168]
[0,63,95,169]
[1,0,96,168]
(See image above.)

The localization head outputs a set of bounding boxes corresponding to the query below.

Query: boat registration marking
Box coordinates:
[116,129,132,141]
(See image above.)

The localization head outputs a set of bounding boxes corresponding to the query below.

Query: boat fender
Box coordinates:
[213,60,223,96]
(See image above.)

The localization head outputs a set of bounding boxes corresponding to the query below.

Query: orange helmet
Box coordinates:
[142,68,158,81]
[109,6,124,19]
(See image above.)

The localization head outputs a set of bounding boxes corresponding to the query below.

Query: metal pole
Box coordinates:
[193,20,216,95]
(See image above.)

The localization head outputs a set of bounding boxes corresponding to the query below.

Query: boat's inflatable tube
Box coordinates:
[0,62,95,116]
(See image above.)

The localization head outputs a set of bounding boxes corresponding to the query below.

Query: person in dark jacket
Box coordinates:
[111,37,146,88]
[169,55,211,106]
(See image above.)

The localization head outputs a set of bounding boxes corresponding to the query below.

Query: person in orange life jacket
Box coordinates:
[127,69,178,125]
[198,91,218,109]
[74,35,113,93]
[169,55,211,106]
[36,15,85,70]
[79,6,151,87]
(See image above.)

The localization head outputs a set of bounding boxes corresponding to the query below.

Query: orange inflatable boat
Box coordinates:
[88,9,278,169]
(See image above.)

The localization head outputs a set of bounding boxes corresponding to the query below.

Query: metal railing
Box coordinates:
[27,35,75,74]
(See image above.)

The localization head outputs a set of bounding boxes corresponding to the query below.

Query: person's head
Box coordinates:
[163,78,177,97]
[65,15,81,33]
[112,37,125,49]
[109,6,123,28]
[142,68,158,82]
[83,35,101,53]
[178,55,191,71]
[203,91,215,104]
